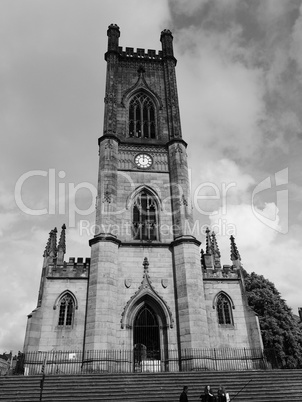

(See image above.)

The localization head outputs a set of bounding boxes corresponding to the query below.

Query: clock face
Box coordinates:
[135,153,153,169]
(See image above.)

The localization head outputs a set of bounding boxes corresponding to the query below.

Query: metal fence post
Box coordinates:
[214,348,218,371]
[244,348,249,370]
[39,355,47,402]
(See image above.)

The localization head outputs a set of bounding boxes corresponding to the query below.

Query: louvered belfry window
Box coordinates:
[129,93,156,138]
[58,294,74,326]
[132,191,158,241]
[217,294,233,325]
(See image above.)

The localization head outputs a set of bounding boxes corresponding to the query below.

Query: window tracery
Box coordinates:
[132,191,158,241]
[216,293,233,325]
[129,92,156,139]
[58,294,74,326]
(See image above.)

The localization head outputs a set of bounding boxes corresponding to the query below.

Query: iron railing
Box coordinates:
[14,348,280,376]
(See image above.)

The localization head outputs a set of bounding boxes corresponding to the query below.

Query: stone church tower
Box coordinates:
[23,25,263,367]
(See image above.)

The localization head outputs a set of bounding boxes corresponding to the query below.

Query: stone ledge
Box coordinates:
[166,138,188,149]
[98,133,120,147]
[89,233,122,247]
[170,235,201,248]
[120,241,171,248]
[46,276,88,280]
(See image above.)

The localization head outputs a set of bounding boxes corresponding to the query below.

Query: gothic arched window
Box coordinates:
[58,294,74,326]
[129,92,156,139]
[132,191,158,241]
[216,293,233,325]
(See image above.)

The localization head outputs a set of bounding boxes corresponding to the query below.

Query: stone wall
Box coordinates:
[204,278,262,349]
[24,274,88,352]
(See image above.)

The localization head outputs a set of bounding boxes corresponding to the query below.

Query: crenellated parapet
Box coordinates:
[47,257,90,279]
[203,264,241,280]
[117,46,163,61]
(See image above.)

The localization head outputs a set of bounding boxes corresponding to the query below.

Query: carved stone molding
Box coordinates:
[104,92,117,104]
[103,191,112,204]
[120,270,174,329]
[121,69,163,110]
[177,194,188,207]
[124,279,132,288]
[105,139,114,160]
[105,140,113,149]
[174,144,183,155]
[119,144,166,153]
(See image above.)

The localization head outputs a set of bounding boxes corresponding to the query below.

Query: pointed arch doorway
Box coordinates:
[132,299,168,372]
[121,275,173,372]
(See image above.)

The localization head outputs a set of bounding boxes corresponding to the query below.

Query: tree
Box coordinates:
[243,269,302,368]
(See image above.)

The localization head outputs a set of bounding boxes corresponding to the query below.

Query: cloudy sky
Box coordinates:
[1,0,302,353]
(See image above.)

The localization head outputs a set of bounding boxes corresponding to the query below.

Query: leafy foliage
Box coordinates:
[243,269,302,368]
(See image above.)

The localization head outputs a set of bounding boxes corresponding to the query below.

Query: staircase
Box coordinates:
[1,370,302,401]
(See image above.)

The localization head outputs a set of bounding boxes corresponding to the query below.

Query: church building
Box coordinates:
[23,25,263,370]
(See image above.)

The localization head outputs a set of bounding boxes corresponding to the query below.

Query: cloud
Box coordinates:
[290,4,302,78]
[175,24,266,160]
[252,1,302,147]
[0,186,21,236]
[0,213,19,237]
[196,158,255,195]
[0,227,46,351]
[192,159,255,218]
[209,202,278,245]
[256,0,295,28]
[170,0,209,16]
[173,0,302,164]
[0,187,15,211]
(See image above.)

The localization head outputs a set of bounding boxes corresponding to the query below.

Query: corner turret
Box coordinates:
[105,23,120,59]
[160,29,176,64]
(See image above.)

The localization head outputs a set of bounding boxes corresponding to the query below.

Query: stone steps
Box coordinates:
[1,370,302,401]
